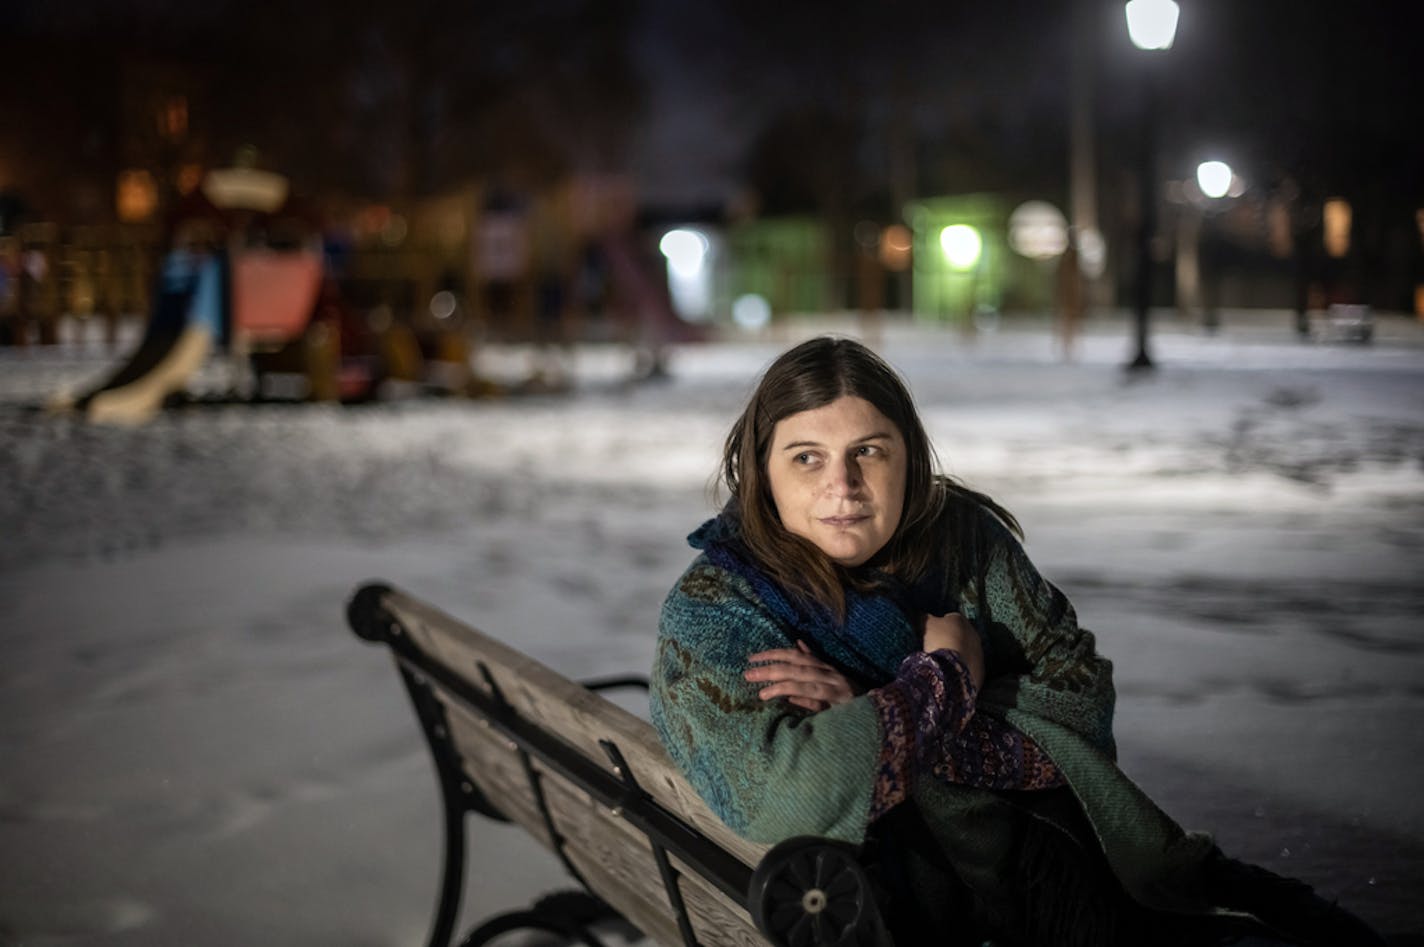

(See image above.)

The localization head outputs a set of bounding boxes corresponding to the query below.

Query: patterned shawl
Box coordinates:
[654,495,1218,927]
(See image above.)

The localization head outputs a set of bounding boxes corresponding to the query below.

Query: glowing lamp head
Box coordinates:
[1125,0,1180,51]
[659,228,709,278]
[1196,161,1233,199]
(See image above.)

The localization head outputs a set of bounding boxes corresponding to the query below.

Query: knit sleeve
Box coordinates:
[651,558,883,844]
[963,508,1118,758]
[946,508,1218,912]
[865,649,971,820]
[866,649,1063,821]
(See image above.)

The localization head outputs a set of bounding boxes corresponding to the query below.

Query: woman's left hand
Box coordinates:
[744,640,858,712]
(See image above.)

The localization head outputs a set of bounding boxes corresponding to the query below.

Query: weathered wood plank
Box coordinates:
[383,589,769,867]
[676,863,776,947]
[539,774,691,945]
[378,587,794,946]
[442,702,555,850]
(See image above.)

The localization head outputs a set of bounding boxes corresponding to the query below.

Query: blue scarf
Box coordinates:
[688,513,938,686]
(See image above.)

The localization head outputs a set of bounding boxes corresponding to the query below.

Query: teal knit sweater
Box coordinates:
[650,497,1219,920]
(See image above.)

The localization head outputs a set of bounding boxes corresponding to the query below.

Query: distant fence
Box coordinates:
[0,222,161,346]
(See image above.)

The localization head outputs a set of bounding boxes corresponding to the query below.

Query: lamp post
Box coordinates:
[1194,159,1238,332]
[1124,0,1179,370]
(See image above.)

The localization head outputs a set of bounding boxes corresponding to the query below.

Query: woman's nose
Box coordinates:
[824,456,863,495]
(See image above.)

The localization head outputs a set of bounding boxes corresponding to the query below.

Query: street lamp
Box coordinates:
[1193,159,1238,331]
[939,224,983,271]
[1125,0,1179,371]
[1196,160,1234,200]
[1125,0,1180,50]
[939,224,984,332]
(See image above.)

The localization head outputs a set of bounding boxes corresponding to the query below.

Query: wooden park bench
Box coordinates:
[347,581,892,947]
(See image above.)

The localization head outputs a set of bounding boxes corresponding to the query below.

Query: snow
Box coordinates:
[2,311,1422,945]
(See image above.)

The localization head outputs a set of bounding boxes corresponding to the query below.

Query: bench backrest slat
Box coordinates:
[673,855,780,947]
[379,586,774,947]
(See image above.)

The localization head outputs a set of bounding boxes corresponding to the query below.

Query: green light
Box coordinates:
[939,224,982,270]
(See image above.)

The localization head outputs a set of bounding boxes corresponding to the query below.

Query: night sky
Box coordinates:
[1,0,1421,215]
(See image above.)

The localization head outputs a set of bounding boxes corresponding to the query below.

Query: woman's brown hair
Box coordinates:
[721,336,1020,617]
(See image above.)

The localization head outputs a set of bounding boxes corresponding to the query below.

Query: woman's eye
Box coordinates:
[794,452,816,465]
[856,445,880,458]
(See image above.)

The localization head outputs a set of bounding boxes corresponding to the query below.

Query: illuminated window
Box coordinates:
[1323,198,1351,258]
[116,169,158,222]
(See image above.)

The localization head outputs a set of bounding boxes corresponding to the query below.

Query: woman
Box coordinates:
[650,336,1384,947]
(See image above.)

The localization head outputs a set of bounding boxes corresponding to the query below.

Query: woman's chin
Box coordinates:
[818,541,875,567]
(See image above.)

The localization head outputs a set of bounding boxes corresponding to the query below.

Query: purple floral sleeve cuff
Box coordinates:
[867,650,1065,821]
[866,650,976,820]
[928,714,1066,791]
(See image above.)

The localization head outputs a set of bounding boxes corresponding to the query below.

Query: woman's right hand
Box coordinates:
[923,612,985,692]
[744,640,858,712]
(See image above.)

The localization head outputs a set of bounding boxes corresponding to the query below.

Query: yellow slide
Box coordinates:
[86,324,214,426]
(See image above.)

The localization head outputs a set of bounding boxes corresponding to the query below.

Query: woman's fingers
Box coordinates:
[746,671,854,708]
[755,678,843,706]
[743,658,835,682]
[745,641,855,709]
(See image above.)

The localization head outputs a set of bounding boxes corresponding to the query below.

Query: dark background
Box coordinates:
[2,0,1422,309]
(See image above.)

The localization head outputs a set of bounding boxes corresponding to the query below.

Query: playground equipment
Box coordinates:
[79,247,229,425]
[56,168,508,424]
[54,167,337,424]
[53,169,703,423]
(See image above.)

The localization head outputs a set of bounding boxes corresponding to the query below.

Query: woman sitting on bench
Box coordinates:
[650,336,1384,947]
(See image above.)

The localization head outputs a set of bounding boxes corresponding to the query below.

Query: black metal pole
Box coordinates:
[1128,59,1160,371]
[1202,208,1221,333]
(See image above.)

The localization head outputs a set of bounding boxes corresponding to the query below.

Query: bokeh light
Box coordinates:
[660,227,714,321]
[658,228,709,278]
[879,224,913,272]
[429,290,457,321]
[1324,199,1352,258]
[731,293,771,331]
[1125,0,1180,50]
[1196,161,1233,199]
[939,224,983,270]
[1007,201,1068,260]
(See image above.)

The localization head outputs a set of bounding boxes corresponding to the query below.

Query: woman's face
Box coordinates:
[766,395,907,567]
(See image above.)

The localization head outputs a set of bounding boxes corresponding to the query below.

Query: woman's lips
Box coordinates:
[820,515,870,527]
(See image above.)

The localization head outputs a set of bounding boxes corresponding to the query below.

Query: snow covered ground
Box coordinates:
[2,311,1422,946]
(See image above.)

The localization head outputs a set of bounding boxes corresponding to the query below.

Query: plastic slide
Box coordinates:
[230,249,321,348]
[73,251,224,426]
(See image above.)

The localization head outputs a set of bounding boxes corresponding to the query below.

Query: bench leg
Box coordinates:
[456,890,620,947]
[399,663,473,947]
[426,769,469,947]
